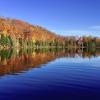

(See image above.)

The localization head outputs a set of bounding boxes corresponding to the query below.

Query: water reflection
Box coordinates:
[0,48,100,76]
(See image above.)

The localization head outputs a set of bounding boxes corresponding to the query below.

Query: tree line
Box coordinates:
[0,17,100,49]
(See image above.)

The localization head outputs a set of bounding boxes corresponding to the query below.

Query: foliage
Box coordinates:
[0,17,100,49]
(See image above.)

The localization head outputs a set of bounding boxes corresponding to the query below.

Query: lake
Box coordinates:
[0,48,100,100]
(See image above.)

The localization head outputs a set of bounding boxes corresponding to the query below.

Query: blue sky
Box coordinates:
[0,0,100,37]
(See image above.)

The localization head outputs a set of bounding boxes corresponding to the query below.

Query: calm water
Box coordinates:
[0,48,100,100]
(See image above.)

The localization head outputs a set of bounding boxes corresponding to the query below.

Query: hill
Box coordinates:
[0,17,100,49]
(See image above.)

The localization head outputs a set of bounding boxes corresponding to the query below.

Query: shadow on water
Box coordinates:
[0,48,100,76]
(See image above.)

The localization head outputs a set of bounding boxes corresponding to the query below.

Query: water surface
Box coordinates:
[0,48,100,100]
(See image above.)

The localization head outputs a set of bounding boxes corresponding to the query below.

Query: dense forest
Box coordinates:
[0,17,100,49]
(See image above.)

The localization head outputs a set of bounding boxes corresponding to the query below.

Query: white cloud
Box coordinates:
[52,29,100,37]
[90,26,100,30]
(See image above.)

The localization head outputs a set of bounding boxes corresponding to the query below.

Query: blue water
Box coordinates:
[0,55,100,99]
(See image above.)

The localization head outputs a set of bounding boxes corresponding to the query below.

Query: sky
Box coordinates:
[0,0,100,37]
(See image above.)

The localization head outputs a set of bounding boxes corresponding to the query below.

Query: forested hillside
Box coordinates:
[0,17,100,49]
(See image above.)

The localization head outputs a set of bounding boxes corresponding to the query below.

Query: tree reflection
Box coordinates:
[0,48,100,76]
